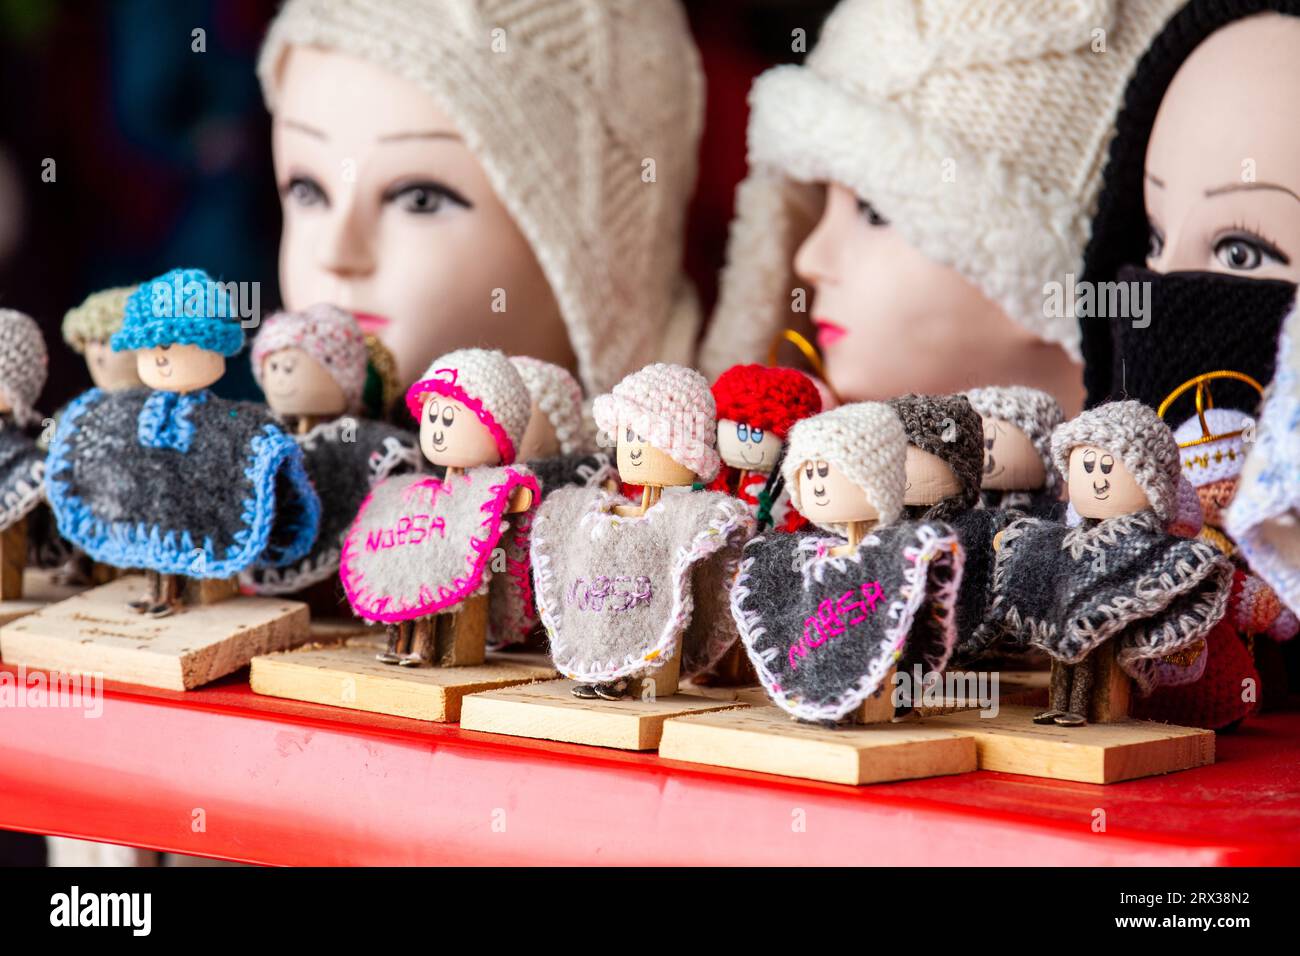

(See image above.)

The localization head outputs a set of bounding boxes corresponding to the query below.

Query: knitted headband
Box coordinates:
[112,267,245,357]
[1051,400,1181,522]
[0,309,48,426]
[592,363,720,481]
[258,0,705,395]
[782,402,907,533]
[711,364,822,440]
[406,348,532,465]
[887,393,984,516]
[251,304,368,412]
[1173,407,1253,489]
[62,286,138,353]
[509,356,591,456]
[964,385,1065,495]
[699,0,1187,378]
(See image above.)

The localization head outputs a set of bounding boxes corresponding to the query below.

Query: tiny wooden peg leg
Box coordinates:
[852,665,897,724]
[435,593,488,667]
[629,641,682,700]
[0,518,27,601]
[1088,642,1132,724]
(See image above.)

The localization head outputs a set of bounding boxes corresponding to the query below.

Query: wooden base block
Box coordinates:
[914,669,1050,717]
[0,576,309,690]
[659,705,977,785]
[459,679,744,750]
[927,705,1214,784]
[249,636,556,722]
[0,568,84,627]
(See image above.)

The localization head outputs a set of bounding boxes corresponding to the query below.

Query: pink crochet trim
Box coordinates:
[340,467,539,623]
[405,370,517,465]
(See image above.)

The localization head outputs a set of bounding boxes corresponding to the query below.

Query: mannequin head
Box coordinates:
[137,345,225,394]
[1067,444,1150,519]
[418,393,502,470]
[797,458,879,527]
[1145,14,1300,284]
[260,347,349,418]
[980,417,1048,492]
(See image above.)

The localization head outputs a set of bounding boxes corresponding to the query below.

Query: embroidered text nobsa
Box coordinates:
[565,575,653,613]
[365,513,446,551]
[790,580,885,669]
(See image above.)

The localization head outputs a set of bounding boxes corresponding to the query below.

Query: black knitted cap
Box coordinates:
[886,393,984,519]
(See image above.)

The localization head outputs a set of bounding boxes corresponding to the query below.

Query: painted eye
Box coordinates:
[736,423,749,442]
[985,436,995,450]
[1147,226,1164,261]
[1100,455,1114,475]
[426,400,439,422]
[856,197,889,227]
[751,428,763,443]
[268,361,278,373]
[804,463,814,480]
[1082,451,1096,474]
[816,462,829,478]
[442,407,456,427]
[637,433,645,443]
[625,426,634,444]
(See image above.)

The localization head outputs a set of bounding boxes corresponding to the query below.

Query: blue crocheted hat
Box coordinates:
[111,268,246,356]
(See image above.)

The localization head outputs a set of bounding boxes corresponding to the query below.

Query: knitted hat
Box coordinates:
[711,364,822,440]
[362,333,402,421]
[406,348,531,465]
[62,285,138,353]
[258,0,704,395]
[782,402,907,532]
[509,356,590,456]
[0,309,48,425]
[964,385,1065,496]
[592,363,720,481]
[112,268,245,356]
[887,394,985,517]
[700,0,1187,377]
[1174,407,1253,489]
[1051,400,1181,522]
[251,304,368,412]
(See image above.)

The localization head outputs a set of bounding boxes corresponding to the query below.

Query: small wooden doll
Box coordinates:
[731,402,964,724]
[531,363,754,700]
[964,385,1065,520]
[708,363,821,531]
[341,348,539,665]
[46,268,321,618]
[989,401,1234,726]
[509,355,612,492]
[0,309,50,601]
[61,286,144,391]
[246,305,419,595]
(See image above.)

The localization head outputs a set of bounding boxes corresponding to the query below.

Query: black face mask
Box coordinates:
[1089,266,1297,413]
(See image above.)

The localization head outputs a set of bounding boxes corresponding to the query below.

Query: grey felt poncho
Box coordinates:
[0,424,45,533]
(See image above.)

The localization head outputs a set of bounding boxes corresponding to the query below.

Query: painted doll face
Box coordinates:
[270,46,572,388]
[902,446,962,507]
[797,459,879,525]
[1144,15,1300,283]
[716,418,783,473]
[516,400,560,463]
[615,424,695,487]
[85,340,143,391]
[1067,445,1150,518]
[418,394,501,469]
[979,416,1047,492]
[260,346,349,418]
[136,345,225,393]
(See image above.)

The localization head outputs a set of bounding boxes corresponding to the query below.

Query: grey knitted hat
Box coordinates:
[782,402,907,532]
[0,309,48,426]
[887,393,984,518]
[1051,400,1181,523]
[964,385,1065,495]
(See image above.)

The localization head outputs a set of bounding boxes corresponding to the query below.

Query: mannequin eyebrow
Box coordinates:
[1144,172,1165,188]
[377,130,462,143]
[279,118,326,139]
[1205,181,1300,203]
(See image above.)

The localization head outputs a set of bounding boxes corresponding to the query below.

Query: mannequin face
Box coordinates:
[1067,445,1149,518]
[797,459,879,526]
[270,46,572,388]
[517,400,560,462]
[1145,15,1300,283]
[615,426,696,487]
[980,417,1047,492]
[136,345,225,393]
[794,183,1082,410]
[716,418,783,473]
[261,347,349,417]
[902,446,962,506]
[418,394,501,469]
[85,341,143,390]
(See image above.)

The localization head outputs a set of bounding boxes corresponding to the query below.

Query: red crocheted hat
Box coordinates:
[711,364,821,440]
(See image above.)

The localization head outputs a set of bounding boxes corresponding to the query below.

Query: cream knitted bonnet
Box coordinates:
[700,0,1186,377]
[258,0,705,395]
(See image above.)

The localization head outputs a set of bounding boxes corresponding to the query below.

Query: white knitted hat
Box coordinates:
[509,356,592,455]
[700,0,1186,377]
[252,304,369,412]
[1174,408,1253,490]
[0,309,47,426]
[406,348,532,465]
[782,402,906,532]
[965,385,1066,495]
[259,0,704,395]
[592,363,720,481]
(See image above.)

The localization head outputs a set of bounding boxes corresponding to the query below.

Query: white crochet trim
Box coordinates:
[0,456,45,532]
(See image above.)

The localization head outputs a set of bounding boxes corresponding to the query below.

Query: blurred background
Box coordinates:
[0,0,837,865]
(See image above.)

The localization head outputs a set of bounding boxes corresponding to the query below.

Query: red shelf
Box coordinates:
[1,662,1298,866]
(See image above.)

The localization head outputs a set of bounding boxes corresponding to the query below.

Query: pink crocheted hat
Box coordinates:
[405,348,531,465]
[592,362,720,481]
[251,304,368,411]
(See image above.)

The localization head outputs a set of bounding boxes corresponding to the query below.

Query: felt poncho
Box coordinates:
[47,388,320,578]
[0,424,45,533]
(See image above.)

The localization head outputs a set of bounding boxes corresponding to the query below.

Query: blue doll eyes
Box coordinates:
[735,424,764,444]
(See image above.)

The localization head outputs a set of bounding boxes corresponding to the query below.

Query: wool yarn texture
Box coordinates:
[0,424,45,533]
[510,355,592,456]
[888,393,984,521]
[112,268,246,357]
[965,385,1064,497]
[62,286,138,353]
[711,364,822,439]
[259,0,705,394]
[252,305,369,413]
[0,309,48,427]
[406,348,532,465]
[1131,619,1258,730]
[593,363,721,482]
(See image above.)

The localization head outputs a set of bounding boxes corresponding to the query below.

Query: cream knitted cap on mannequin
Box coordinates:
[259,0,704,395]
[701,0,1186,377]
